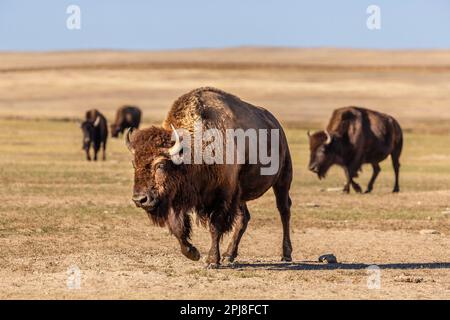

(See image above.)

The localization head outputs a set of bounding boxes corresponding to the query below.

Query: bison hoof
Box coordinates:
[205,263,220,269]
[221,255,236,265]
[364,189,372,194]
[281,256,292,262]
[182,246,201,261]
[353,185,363,193]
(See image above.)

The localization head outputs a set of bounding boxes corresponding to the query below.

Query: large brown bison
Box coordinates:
[125,87,293,267]
[110,105,142,138]
[80,109,108,161]
[308,106,403,193]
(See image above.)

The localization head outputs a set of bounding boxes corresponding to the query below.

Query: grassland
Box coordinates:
[0,48,449,299]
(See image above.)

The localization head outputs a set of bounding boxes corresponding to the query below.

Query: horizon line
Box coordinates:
[2,45,450,54]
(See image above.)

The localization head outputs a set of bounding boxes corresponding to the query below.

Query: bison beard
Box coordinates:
[126,87,293,268]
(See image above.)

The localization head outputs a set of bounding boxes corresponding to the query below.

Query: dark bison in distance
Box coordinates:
[81,109,108,161]
[111,105,142,138]
[125,87,293,267]
[308,106,403,193]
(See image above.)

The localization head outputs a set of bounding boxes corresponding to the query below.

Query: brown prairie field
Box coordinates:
[0,48,449,299]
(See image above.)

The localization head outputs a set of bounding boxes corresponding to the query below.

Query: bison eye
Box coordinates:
[144,163,152,170]
[155,163,166,171]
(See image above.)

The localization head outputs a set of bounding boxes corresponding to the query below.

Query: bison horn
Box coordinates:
[324,130,332,145]
[307,130,311,138]
[169,124,183,157]
[93,116,101,127]
[125,128,135,154]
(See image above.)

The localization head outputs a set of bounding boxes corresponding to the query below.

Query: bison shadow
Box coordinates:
[222,261,450,271]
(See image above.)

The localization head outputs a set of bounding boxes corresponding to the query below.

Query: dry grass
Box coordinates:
[0,49,449,299]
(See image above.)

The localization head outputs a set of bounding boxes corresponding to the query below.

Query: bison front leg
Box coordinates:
[343,166,352,193]
[343,166,362,194]
[93,142,102,161]
[206,222,223,268]
[365,163,381,193]
[206,194,239,268]
[167,209,200,261]
[85,146,92,161]
[102,141,107,161]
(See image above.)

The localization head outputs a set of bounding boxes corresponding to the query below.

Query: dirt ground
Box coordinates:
[0,48,449,299]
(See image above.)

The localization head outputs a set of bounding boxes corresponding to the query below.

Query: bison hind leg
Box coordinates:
[222,202,251,264]
[365,163,381,193]
[86,149,91,161]
[391,155,401,193]
[273,182,293,262]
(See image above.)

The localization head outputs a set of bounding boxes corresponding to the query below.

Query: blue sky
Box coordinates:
[1,0,450,51]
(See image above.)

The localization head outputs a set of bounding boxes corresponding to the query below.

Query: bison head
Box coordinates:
[110,124,121,138]
[80,121,93,150]
[126,125,184,223]
[307,130,339,179]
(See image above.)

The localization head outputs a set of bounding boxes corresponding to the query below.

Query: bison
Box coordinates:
[125,87,293,267]
[308,106,403,193]
[110,105,142,138]
[80,109,108,161]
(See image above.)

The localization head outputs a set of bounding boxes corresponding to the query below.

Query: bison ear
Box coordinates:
[125,128,136,154]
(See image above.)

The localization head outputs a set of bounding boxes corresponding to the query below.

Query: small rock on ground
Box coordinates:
[419,229,440,235]
[318,254,338,264]
[306,203,320,208]
[395,274,424,283]
[326,188,342,192]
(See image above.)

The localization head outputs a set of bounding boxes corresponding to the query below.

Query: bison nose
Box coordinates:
[132,194,149,207]
[133,192,160,209]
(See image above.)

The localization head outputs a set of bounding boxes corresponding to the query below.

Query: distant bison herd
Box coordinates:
[80,105,141,161]
[80,87,403,267]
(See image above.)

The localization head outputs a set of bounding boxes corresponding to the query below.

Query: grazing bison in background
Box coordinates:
[125,87,293,267]
[81,109,108,161]
[308,106,403,193]
[111,105,142,138]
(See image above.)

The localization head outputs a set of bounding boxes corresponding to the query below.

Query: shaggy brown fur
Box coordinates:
[111,105,142,138]
[127,87,293,267]
[308,106,403,193]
